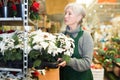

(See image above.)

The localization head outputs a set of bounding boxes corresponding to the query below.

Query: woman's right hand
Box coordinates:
[57,58,66,67]
[58,61,67,67]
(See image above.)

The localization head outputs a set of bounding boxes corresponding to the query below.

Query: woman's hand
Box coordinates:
[57,58,67,67]
[58,61,67,67]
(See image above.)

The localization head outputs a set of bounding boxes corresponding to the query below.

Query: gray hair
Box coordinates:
[64,2,86,18]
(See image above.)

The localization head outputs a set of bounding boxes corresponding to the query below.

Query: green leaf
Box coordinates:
[97,49,105,55]
[12,34,19,45]
[4,49,11,61]
[29,37,33,47]
[14,51,22,60]
[62,55,70,63]
[55,40,61,47]
[0,37,3,41]
[29,49,40,59]
[33,59,41,67]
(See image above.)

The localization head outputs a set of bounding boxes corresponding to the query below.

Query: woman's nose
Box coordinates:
[64,14,68,18]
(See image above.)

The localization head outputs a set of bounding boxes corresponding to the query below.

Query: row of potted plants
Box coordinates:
[0,0,22,17]
[0,29,75,69]
[0,0,41,20]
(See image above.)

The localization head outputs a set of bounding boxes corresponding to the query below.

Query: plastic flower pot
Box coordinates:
[7,60,23,69]
[39,61,59,69]
[39,68,59,80]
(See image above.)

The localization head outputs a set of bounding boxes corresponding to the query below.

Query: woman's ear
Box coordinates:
[76,15,83,23]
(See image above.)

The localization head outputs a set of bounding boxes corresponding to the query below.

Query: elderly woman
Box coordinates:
[58,2,94,80]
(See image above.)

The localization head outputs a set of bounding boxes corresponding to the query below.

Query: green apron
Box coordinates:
[60,30,93,80]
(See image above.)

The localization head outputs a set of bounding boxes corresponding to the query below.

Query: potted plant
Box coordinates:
[0,30,24,68]
[28,30,75,69]
[29,0,40,20]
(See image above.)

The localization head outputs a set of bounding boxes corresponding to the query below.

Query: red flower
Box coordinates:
[32,70,42,80]
[33,70,40,76]
[104,47,108,51]
[11,4,17,11]
[30,1,40,13]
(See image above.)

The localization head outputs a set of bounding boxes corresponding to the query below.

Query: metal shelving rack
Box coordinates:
[23,0,29,79]
[0,0,29,79]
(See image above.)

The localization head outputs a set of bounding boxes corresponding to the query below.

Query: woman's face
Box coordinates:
[64,7,82,26]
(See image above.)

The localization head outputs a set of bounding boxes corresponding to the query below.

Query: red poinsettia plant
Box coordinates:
[11,3,17,16]
[7,0,21,17]
[7,0,17,17]
[29,0,40,20]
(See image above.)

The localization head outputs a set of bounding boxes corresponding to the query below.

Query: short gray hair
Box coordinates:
[64,2,86,18]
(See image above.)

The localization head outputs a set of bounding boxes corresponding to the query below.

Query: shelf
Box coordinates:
[0,17,23,26]
[0,68,22,72]
[0,17,23,21]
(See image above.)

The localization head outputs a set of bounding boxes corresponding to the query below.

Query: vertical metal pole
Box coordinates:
[4,6,7,18]
[23,0,28,79]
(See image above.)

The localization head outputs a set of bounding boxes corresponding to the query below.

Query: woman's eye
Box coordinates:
[65,12,71,16]
[68,12,72,15]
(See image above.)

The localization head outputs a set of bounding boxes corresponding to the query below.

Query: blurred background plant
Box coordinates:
[93,36,120,70]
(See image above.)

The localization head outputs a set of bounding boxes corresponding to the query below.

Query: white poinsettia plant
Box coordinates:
[0,29,75,67]
[0,31,24,61]
[28,29,75,67]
